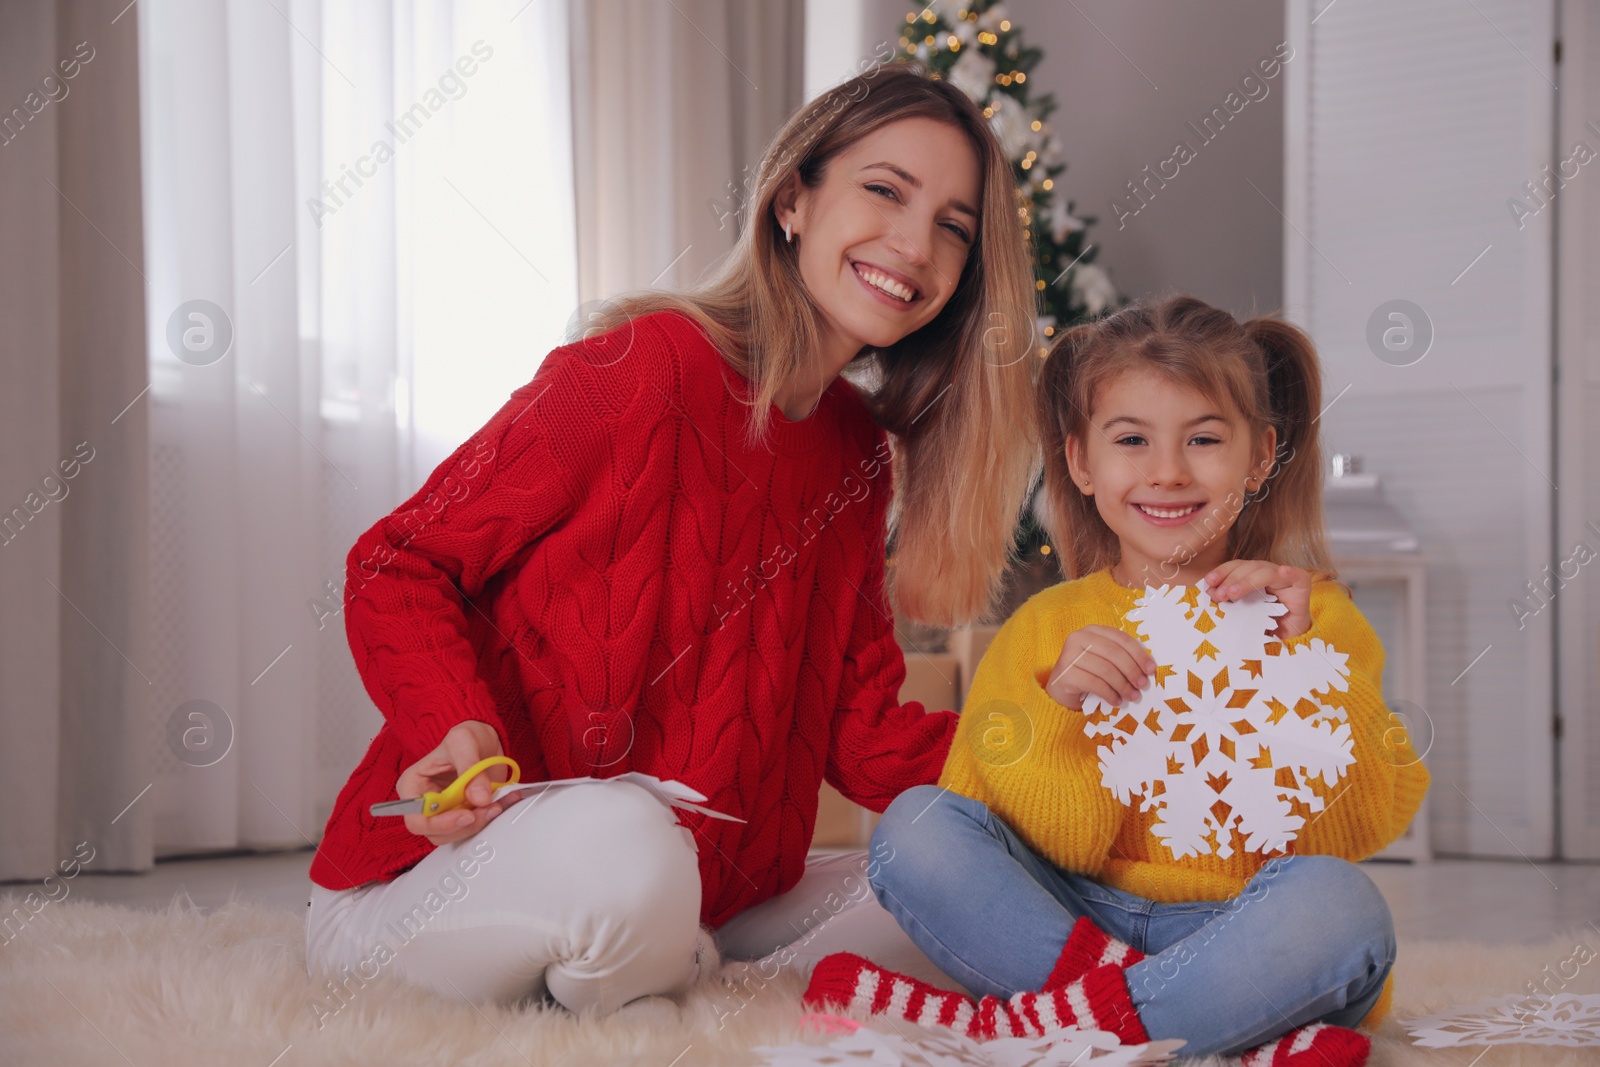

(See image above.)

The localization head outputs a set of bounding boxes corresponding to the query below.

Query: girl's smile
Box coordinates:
[1130,500,1206,526]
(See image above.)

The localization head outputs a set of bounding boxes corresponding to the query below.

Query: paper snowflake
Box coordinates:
[750,1014,1185,1066]
[1081,584,1355,860]
[1404,993,1600,1047]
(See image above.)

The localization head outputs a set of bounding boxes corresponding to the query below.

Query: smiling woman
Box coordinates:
[769,115,983,409]
[583,59,1039,627]
[307,59,1042,1018]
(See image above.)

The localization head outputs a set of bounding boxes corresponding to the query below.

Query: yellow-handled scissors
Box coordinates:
[369,756,521,818]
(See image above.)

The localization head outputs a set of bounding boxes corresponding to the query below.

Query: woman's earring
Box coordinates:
[784,221,793,244]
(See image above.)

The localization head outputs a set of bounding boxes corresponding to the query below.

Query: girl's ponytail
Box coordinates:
[1238,316,1337,586]
[1244,317,1318,468]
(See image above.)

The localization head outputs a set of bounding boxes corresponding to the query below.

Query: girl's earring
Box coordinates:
[784,221,793,244]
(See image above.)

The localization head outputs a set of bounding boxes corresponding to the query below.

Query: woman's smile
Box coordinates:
[850,258,922,307]
[779,115,979,361]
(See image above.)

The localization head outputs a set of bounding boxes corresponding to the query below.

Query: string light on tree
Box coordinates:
[900,0,1122,357]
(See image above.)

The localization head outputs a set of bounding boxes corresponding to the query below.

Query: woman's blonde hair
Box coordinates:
[585,61,1040,626]
[1037,292,1341,589]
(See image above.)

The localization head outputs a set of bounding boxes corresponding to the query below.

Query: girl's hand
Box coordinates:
[396,720,515,847]
[1045,624,1158,712]
[1203,561,1314,639]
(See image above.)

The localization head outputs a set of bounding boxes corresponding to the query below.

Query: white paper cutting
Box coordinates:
[1404,993,1600,1047]
[490,771,746,822]
[1081,584,1354,859]
[749,1014,1186,1066]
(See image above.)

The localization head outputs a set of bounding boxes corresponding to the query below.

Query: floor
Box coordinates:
[44,847,1600,946]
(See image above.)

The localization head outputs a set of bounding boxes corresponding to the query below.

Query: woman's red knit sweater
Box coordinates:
[309,309,958,928]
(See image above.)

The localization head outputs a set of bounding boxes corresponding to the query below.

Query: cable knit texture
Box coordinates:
[310,309,958,928]
[937,567,1430,1029]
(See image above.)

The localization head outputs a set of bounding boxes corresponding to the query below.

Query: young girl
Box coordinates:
[304,61,1041,1018]
[804,294,1431,1065]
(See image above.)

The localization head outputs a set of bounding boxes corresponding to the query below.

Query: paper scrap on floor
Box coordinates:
[1404,992,1600,1047]
[751,1013,1187,1066]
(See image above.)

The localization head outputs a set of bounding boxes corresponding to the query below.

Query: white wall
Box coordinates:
[805,0,876,99]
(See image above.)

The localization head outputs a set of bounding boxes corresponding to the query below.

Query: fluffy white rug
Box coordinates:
[0,891,1595,1066]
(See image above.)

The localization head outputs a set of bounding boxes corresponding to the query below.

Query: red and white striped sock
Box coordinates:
[802,953,977,1032]
[1043,915,1146,989]
[1234,1022,1371,1067]
[1003,964,1149,1043]
[1046,921,1367,1066]
[801,952,1368,1063]
[802,953,1150,1044]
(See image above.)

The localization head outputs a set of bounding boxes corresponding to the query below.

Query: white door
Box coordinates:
[1555,1,1600,861]
[1284,0,1557,857]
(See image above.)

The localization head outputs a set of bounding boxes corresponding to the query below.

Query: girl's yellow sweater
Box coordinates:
[937,567,1430,1030]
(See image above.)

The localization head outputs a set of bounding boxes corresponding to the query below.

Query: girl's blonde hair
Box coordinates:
[1037,292,1340,588]
[585,61,1040,626]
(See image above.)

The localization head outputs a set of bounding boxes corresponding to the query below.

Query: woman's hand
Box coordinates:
[1045,625,1157,712]
[1204,560,1314,639]
[396,720,516,847]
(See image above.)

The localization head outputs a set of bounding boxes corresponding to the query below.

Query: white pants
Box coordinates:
[305,778,962,1017]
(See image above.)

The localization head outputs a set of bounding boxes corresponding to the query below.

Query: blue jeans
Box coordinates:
[869,785,1396,1058]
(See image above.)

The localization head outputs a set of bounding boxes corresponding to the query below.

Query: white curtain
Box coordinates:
[570,0,804,300]
[0,1,151,882]
[137,0,578,858]
[1,0,801,880]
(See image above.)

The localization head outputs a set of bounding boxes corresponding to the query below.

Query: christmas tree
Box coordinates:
[899,0,1121,572]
